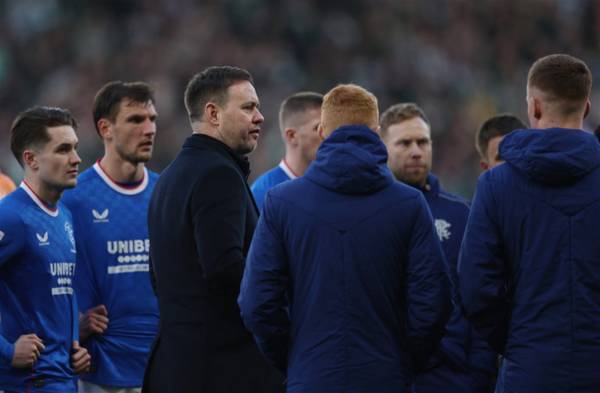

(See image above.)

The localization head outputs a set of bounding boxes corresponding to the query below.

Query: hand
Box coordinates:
[79,304,109,341]
[11,334,45,368]
[71,340,91,374]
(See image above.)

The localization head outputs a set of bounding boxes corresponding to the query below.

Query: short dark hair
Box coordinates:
[184,66,253,122]
[93,81,155,134]
[528,54,592,116]
[279,92,323,130]
[10,106,77,167]
[380,103,430,139]
[476,114,526,159]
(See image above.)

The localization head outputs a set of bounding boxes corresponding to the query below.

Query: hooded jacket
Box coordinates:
[459,128,600,393]
[239,126,451,393]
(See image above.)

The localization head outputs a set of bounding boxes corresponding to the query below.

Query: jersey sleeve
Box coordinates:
[0,207,25,364]
[63,196,100,313]
[0,335,14,365]
[0,207,26,268]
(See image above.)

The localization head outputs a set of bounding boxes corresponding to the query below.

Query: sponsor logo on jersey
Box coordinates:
[107,239,150,255]
[106,238,151,274]
[36,231,49,246]
[435,219,452,242]
[49,262,76,296]
[92,208,109,223]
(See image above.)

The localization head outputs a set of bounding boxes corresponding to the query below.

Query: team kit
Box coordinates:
[0,53,599,393]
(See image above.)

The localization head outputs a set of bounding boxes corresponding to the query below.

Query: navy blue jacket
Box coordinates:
[419,174,473,368]
[459,128,600,393]
[412,175,496,393]
[239,126,451,393]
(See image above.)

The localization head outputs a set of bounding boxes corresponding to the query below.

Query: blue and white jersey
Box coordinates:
[251,160,296,212]
[62,162,158,388]
[0,182,78,392]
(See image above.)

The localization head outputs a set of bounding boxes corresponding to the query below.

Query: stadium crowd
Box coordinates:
[2,0,600,196]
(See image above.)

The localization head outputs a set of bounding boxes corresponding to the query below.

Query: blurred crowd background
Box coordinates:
[2,0,600,197]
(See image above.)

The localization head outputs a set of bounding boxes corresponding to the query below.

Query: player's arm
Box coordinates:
[405,194,452,370]
[458,174,508,354]
[238,191,290,374]
[0,210,45,368]
[191,164,248,289]
[63,202,110,342]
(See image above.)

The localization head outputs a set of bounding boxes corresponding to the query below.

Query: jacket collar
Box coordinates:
[184,133,251,177]
[405,173,440,196]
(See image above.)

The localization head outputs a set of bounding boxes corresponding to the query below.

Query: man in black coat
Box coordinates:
[143,66,284,392]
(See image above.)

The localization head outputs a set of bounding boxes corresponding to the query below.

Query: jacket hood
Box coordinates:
[305,125,394,195]
[500,128,600,185]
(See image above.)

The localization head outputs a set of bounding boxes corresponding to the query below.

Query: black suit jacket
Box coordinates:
[143,134,283,393]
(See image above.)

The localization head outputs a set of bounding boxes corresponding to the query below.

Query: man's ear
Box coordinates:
[23,149,38,171]
[205,102,220,127]
[97,119,112,140]
[284,128,297,146]
[533,97,542,121]
[318,123,326,141]
[584,100,591,119]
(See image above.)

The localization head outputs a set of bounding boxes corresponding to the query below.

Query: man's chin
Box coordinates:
[238,143,257,156]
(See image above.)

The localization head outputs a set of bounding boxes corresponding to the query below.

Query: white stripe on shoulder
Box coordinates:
[20,182,59,217]
[93,163,148,195]
[278,160,297,180]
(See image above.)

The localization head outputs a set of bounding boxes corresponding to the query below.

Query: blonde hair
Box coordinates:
[321,84,378,136]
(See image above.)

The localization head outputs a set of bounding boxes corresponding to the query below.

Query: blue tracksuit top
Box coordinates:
[239,125,451,393]
[251,160,296,212]
[62,163,159,387]
[412,175,495,393]
[0,183,78,392]
[459,128,600,393]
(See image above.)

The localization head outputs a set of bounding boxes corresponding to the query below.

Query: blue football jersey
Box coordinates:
[251,160,296,212]
[0,183,78,392]
[62,163,158,387]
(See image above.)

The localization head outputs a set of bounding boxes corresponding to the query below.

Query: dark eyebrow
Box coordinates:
[126,113,157,122]
[55,142,75,151]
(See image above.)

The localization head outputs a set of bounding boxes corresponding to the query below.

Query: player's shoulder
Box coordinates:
[77,166,100,185]
[65,166,100,196]
[147,168,160,181]
[0,190,27,230]
[58,200,74,221]
[63,167,107,211]
[252,166,287,189]
[437,188,470,211]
